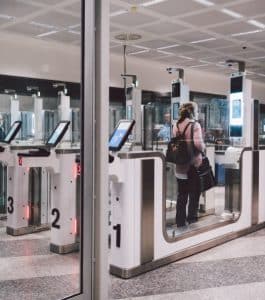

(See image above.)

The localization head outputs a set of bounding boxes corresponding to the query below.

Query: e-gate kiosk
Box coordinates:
[10,121,79,253]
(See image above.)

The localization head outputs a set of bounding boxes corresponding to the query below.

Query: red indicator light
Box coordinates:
[26,205,30,220]
[73,163,81,179]
[73,218,77,235]
[18,156,23,166]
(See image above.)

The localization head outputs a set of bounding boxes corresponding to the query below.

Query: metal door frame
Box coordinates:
[67,0,109,299]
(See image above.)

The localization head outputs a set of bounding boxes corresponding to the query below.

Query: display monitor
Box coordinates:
[46,121,70,147]
[3,121,22,143]
[173,102,180,120]
[231,76,243,94]
[230,125,242,137]
[109,120,135,151]
[172,82,180,98]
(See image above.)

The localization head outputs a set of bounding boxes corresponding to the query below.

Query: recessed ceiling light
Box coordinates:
[247,20,265,29]
[110,9,128,17]
[128,49,150,55]
[221,9,243,19]
[192,0,214,6]
[141,0,167,7]
[157,44,179,50]
[190,37,216,44]
[37,30,59,38]
[231,29,263,37]
[178,55,193,60]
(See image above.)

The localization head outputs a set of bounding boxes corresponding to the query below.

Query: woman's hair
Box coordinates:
[177,102,197,124]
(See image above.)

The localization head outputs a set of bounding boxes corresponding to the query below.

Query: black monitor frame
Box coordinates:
[3,121,22,144]
[109,119,135,151]
[46,120,70,147]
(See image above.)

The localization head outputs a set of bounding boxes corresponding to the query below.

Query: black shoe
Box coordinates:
[176,222,186,227]
[187,218,198,224]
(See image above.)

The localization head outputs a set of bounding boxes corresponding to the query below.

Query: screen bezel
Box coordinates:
[109,119,135,151]
[3,121,22,143]
[46,120,70,147]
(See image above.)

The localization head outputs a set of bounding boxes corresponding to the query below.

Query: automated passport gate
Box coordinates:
[11,121,79,253]
[109,119,255,278]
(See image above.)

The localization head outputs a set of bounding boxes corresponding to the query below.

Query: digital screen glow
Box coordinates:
[230,92,243,126]
[4,122,21,143]
[109,122,131,149]
[173,102,180,120]
[47,122,68,146]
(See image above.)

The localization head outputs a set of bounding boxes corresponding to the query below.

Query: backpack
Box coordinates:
[166,122,195,165]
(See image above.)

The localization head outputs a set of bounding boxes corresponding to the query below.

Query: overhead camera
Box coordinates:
[166,67,178,74]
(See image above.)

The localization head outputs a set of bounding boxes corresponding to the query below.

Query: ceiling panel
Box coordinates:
[229,0,265,17]
[137,39,176,49]
[120,0,146,4]
[209,21,258,35]
[181,10,235,27]
[164,44,198,54]
[44,30,80,43]
[110,4,125,13]
[62,1,81,14]
[110,25,121,32]
[111,44,143,55]
[30,0,63,4]
[128,50,173,59]
[146,0,206,17]
[32,11,80,28]
[158,55,186,64]
[196,39,233,48]
[172,31,213,43]
[140,21,189,35]
[5,22,48,36]
[111,11,156,26]
[232,30,265,42]
[0,0,39,18]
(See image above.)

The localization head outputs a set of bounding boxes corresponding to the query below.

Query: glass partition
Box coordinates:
[0,0,82,299]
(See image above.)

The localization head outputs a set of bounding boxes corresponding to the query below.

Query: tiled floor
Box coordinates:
[110,228,265,300]
[0,221,80,300]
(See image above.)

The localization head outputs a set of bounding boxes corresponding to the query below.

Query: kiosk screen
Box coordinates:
[232,99,241,119]
[173,102,180,120]
[109,120,135,151]
[46,121,70,147]
[3,121,22,143]
[231,76,243,93]
[172,82,180,98]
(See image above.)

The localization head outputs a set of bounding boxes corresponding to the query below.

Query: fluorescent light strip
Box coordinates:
[257,73,265,77]
[190,63,209,68]
[37,30,59,38]
[199,59,212,64]
[30,21,55,29]
[190,37,216,44]
[157,49,174,55]
[110,9,128,17]
[68,30,81,35]
[0,14,15,20]
[247,19,265,29]
[141,0,167,7]
[128,49,150,55]
[231,29,262,36]
[178,55,193,60]
[68,24,81,29]
[193,0,214,6]
[133,45,150,50]
[221,8,243,19]
[157,44,179,50]
[251,56,265,60]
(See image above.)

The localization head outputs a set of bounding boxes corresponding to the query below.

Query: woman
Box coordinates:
[172,102,205,227]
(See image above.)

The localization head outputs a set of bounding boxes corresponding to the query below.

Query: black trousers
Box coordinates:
[176,166,201,226]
